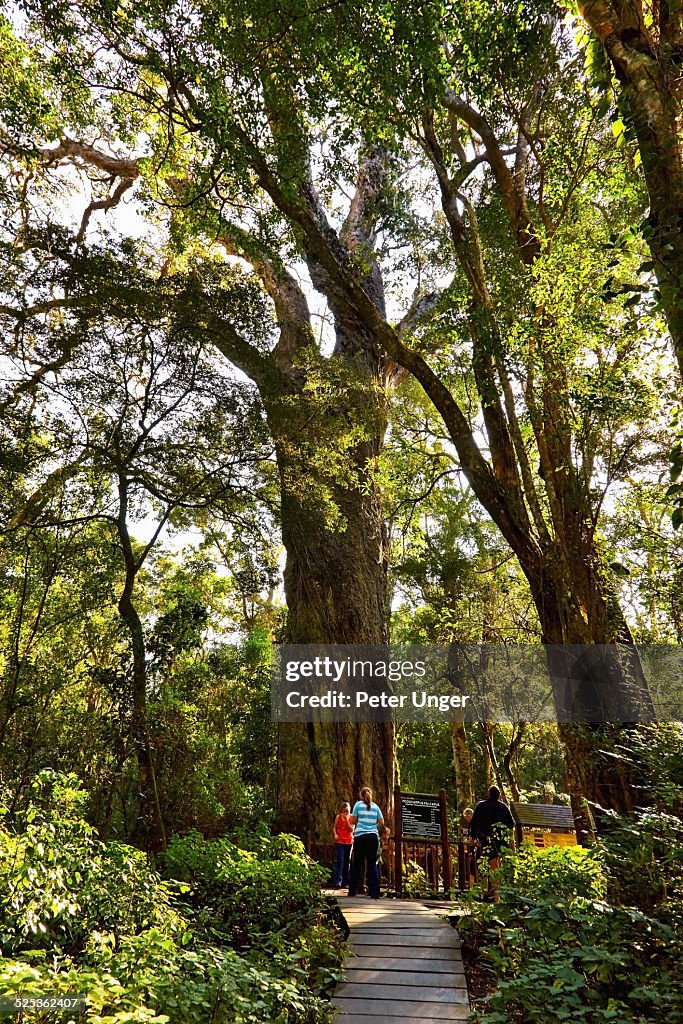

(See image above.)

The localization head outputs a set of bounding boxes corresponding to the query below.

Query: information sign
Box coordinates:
[401,793,443,840]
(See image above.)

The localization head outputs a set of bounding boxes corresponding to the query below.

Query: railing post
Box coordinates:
[457,839,467,890]
[439,788,452,895]
[394,784,403,897]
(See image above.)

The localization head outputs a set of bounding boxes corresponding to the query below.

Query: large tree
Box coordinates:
[0,8,396,843]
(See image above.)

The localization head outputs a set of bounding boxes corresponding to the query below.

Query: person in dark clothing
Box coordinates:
[470,786,515,896]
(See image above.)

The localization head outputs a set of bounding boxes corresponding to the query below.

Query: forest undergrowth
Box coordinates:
[459,727,683,1023]
[0,772,344,1024]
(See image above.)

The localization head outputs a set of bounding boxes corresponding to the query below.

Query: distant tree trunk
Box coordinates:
[531,555,652,824]
[483,722,506,799]
[502,723,524,803]
[579,0,683,381]
[482,724,493,791]
[116,474,166,852]
[450,723,474,811]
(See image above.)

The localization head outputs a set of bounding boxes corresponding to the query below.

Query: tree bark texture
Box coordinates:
[451,722,475,811]
[274,438,395,843]
[502,723,525,803]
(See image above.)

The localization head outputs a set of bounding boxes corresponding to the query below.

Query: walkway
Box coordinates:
[332,896,469,1023]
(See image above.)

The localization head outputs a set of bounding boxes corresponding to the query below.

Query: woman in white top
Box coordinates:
[348,786,385,898]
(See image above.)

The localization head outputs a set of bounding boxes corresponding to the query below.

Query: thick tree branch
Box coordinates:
[200,313,287,395]
[4,461,84,532]
[443,91,540,263]
[237,138,542,572]
[77,176,136,241]
[419,110,533,520]
[218,229,315,371]
[34,137,139,180]
[340,146,387,315]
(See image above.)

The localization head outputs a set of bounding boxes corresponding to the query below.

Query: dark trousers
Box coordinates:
[348,832,380,898]
[333,843,351,886]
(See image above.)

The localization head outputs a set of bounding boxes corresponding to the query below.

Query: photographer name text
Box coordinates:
[285,690,471,711]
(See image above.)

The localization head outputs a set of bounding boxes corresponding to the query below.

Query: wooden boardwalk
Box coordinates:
[332,896,469,1023]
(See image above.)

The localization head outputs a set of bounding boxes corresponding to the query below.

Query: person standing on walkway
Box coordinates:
[470,786,514,899]
[348,786,385,899]
[332,801,354,888]
[462,806,477,887]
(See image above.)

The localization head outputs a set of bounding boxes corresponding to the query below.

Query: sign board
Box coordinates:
[393,786,452,897]
[511,802,575,831]
[401,793,443,840]
[510,802,579,849]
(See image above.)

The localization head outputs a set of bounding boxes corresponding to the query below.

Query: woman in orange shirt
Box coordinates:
[332,801,354,888]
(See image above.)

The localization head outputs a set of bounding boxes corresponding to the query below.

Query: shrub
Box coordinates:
[0,773,179,957]
[0,772,341,1024]
[501,843,607,903]
[466,895,683,1023]
[461,815,683,1024]
[163,829,329,946]
[402,860,431,897]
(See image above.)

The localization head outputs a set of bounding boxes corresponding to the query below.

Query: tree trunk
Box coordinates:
[580,0,683,381]
[530,551,653,823]
[268,363,395,845]
[450,722,474,811]
[482,724,493,790]
[275,479,394,844]
[502,723,524,803]
[483,722,506,799]
[116,476,166,852]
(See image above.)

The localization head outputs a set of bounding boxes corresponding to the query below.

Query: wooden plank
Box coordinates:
[333,1017,466,1024]
[342,968,467,987]
[350,925,450,933]
[350,931,460,947]
[345,910,447,916]
[339,897,434,904]
[341,916,439,925]
[350,942,462,958]
[348,944,462,961]
[345,921,452,932]
[341,907,438,914]
[339,905,436,913]
[345,956,464,974]
[332,998,469,1019]
[350,933,459,946]
[335,983,469,1003]
[342,919,440,927]
[346,925,446,932]
[340,897,437,903]
[346,920,459,933]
